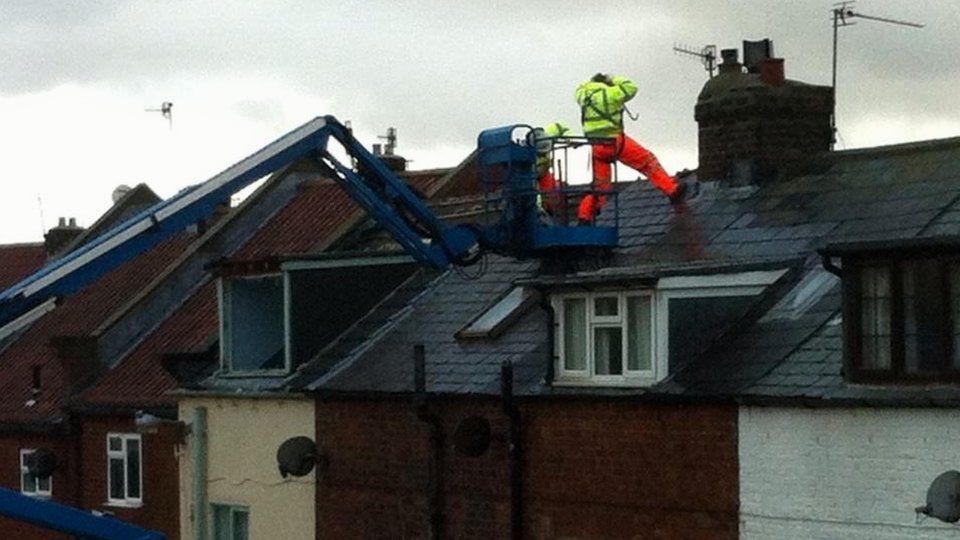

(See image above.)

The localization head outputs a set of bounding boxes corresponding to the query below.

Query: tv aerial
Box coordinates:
[673,43,718,78]
[145,101,173,129]
[830,1,924,147]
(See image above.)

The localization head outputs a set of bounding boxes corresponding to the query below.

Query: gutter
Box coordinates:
[413,344,444,539]
[539,293,556,385]
[192,406,209,540]
[500,362,523,540]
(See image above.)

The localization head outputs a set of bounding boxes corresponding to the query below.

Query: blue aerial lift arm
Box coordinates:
[0,116,482,329]
[0,115,616,331]
[0,487,164,539]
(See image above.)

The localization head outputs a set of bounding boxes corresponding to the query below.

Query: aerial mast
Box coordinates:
[830,1,923,148]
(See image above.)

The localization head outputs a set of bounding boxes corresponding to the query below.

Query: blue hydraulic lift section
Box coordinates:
[0,486,164,539]
[0,116,617,330]
[0,116,617,537]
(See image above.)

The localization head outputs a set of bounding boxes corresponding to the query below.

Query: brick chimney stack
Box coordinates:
[44,217,84,258]
[695,39,834,184]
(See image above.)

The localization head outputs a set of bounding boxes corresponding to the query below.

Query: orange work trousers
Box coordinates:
[578,133,678,221]
[538,171,561,214]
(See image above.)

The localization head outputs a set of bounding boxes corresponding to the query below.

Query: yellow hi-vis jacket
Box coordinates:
[575,75,638,137]
[536,121,572,174]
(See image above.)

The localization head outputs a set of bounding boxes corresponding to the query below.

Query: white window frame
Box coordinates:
[554,290,659,386]
[212,503,250,540]
[218,274,291,376]
[19,449,51,497]
[553,269,786,387]
[106,433,142,507]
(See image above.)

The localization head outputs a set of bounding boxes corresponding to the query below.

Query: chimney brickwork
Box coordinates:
[44,217,84,258]
[695,44,833,183]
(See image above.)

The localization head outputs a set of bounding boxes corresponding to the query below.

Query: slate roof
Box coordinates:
[0,243,46,291]
[295,136,960,404]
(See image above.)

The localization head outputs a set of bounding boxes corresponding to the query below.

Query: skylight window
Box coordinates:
[458,287,537,339]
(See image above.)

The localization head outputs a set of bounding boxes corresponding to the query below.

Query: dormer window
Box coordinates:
[551,268,788,387]
[845,258,960,381]
[219,274,287,375]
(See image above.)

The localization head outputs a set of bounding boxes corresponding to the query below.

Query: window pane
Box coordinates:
[953,265,960,368]
[563,298,587,371]
[860,266,892,369]
[593,326,623,375]
[109,458,125,500]
[22,471,36,494]
[108,437,122,452]
[903,260,948,373]
[594,296,618,317]
[213,505,232,540]
[37,474,50,493]
[627,296,652,371]
[232,509,249,540]
[126,439,141,499]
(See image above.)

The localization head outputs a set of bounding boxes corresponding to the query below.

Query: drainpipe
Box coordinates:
[539,295,556,384]
[414,344,444,539]
[500,362,523,540]
[821,254,842,276]
[192,407,208,540]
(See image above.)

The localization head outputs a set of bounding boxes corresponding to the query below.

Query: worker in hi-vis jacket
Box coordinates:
[575,73,689,222]
[534,121,572,215]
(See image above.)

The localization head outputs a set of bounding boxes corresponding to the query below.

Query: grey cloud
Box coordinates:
[1,0,957,160]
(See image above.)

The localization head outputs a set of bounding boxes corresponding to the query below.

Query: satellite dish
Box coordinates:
[276,436,317,478]
[24,448,57,478]
[917,470,960,523]
[112,184,132,203]
[453,416,491,457]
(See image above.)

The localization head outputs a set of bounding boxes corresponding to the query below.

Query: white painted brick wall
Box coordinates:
[740,406,960,539]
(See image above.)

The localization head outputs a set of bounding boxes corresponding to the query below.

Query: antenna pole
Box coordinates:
[831,7,840,148]
[829,1,923,151]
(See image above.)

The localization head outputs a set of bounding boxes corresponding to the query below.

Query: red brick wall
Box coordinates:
[78,416,180,540]
[0,432,78,539]
[316,399,738,539]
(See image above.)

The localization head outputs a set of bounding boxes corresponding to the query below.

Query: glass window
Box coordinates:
[460,287,532,337]
[557,291,654,381]
[20,450,51,497]
[850,258,960,380]
[627,296,653,372]
[222,276,286,373]
[594,296,619,317]
[562,298,587,371]
[213,504,249,540]
[860,266,892,370]
[107,434,142,505]
[593,326,623,375]
[952,264,960,369]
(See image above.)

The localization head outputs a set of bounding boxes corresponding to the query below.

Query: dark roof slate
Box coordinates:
[298,136,960,403]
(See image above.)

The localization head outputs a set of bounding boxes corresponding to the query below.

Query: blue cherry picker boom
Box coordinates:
[0,116,618,539]
[0,116,618,331]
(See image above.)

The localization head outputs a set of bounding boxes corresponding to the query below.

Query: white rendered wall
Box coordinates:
[740,406,960,539]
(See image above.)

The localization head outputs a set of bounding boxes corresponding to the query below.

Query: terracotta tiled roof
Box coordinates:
[80,166,457,407]
[82,281,218,408]
[0,244,46,292]
[0,233,194,423]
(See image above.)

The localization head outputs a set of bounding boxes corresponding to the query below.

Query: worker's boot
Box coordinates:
[669,178,700,206]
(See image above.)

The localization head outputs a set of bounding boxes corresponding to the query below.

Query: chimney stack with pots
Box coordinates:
[695,38,833,184]
[44,217,84,258]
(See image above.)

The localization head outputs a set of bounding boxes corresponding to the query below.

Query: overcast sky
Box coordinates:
[1,0,956,244]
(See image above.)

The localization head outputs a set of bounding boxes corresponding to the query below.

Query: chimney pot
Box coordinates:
[760,58,785,87]
[68,217,77,227]
[58,217,66,227]
[721,48,739,64]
